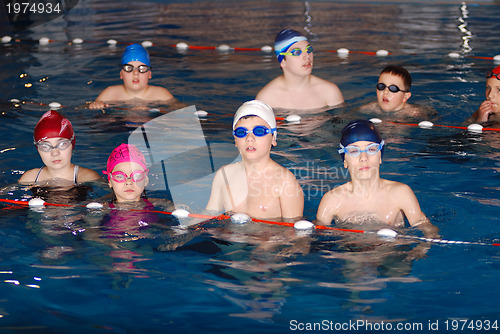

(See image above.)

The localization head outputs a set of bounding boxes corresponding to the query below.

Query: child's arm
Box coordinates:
[470,100,493,123]
[205,169,225,212]
[396,183,439,238]
[315,190,337,225]
[88,86,119,110]
[279,171,304,220]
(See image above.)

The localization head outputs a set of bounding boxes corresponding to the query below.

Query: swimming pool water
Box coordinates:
[0,0,499,333]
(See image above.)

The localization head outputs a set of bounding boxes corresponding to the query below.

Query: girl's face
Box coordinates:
[343,141,382,181]
[108,162,148,203]
[37,137,73,171]
[485,77,500,113]
[376,73,411,112]
[120,60,152,92]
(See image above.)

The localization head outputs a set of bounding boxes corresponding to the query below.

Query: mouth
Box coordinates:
[359,166,370,171]
[246,146,256,152]
[52,160,61,164]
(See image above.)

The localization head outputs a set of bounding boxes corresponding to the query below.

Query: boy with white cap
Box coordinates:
[256,29,344,110]
[206,100,304,220]
[89,44,174,109]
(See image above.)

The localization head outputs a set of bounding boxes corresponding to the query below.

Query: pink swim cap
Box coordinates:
[34,110,75,147]
[104,144,148,176]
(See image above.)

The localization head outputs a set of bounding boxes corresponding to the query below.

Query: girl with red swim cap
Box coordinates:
[470,65,500,125]
[19,110,101,185]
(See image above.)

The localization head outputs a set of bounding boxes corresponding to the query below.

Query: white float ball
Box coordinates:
[141,40,153,48]
[418,121,434,128]
[376,50,389,57]
[172,209,190,218]
[285,114,301,123]
[231,213,251,224]
[86,202,103,209]
[377,228,398,238]
[28,198,45,207]
[294,220,314,230]
[370,118,382,124]
[467,123,483,133]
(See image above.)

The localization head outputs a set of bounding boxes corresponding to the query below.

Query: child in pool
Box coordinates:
[206,100,304,220]
[103,143,150,203]
[469,65,500,126]
[256,29,344,110]
[19,110,101,185]
[360,65,431,118]
[89,44,175,110]
[316,119,438,238]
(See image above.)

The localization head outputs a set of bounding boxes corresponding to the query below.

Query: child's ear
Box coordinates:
[403,91,412,103]
[144,176,149,187]
[343,160,348,169]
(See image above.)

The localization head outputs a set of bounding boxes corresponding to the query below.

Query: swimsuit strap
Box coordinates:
[73,165,79,184]
[221,166,236,211]
[33,167,44,183]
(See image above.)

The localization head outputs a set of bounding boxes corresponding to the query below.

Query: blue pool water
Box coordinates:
[0,0,499,333]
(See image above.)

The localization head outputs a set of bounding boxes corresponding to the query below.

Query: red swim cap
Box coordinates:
[33,110,75,147]
[492,65,500,75]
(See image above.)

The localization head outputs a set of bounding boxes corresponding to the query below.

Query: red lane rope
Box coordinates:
[1,198,499,246]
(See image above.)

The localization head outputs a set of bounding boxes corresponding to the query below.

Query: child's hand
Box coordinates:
[476,100,493,122]
[88,100,109,110]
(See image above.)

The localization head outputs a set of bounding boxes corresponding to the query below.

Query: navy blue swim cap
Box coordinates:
[274,29,308,63]
[121,44,150,66]
[339,120,384,160]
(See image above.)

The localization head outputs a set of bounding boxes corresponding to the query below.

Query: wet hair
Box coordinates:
[380,65,412,92]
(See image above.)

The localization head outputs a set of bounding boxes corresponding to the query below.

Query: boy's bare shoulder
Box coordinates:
[78,167,103,183]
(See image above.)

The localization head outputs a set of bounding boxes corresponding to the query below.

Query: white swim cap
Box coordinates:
[233,100,276,130]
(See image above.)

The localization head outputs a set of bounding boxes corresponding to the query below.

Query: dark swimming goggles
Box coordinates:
[233,126,276,138]
[486,71,500,80]
[376,83,408,93]
[120,64,152,73]
[279,45,314,57]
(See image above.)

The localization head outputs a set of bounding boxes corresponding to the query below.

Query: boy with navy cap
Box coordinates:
[206,100,304,220]
[316,120,438,237]
[89,44,174,109]
[256,29,344,110]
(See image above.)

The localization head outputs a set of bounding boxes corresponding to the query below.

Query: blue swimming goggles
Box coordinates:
[279,45,313,57]
[338,141,385,157]
[233,125,276,138]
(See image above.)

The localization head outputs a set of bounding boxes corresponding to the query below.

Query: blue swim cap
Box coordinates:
[274,29,308,63]
[121,44,150,66]
[339,120,384,161]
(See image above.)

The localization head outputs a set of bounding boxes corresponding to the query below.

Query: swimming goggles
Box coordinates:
[120,64,152,73]
[376,83,408,93]
[105,170,149,183]
[233,125,276,138]
[338,141,385,157]
[35,138,73,152]
[279,45,313,57]
[486,71,500,80]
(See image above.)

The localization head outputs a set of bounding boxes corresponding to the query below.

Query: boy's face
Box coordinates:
[234,116,276,161]
[376,72,411,112]
[120,60,152,91]
[280,40,313,75]
[343,141,382,180]
[108,161,148,203]
[485,77,500,114]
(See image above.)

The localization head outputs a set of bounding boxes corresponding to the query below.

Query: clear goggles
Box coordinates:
[338,140,385,157]
[104,170,148,183]
[120,64,151,73]
[35,138,73,152]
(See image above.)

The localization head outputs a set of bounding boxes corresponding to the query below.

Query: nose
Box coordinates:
[359,151,368,162]
[50,147,60,156]
[245,133,255,142]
